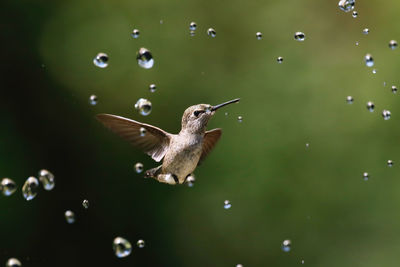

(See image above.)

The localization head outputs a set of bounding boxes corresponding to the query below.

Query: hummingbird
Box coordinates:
[96,98,240,185]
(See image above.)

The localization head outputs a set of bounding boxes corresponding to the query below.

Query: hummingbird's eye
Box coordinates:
[193,110,203,117]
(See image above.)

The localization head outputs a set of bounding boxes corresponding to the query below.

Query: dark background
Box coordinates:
[2,0,400,266]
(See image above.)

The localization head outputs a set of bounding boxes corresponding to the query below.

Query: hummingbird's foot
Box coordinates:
[156,173,179,185]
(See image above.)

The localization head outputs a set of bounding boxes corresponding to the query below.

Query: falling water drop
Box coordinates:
[38,169,55,191]
[277,57,283,63]
[22,177,39,201]
[382,110,391,120]
[134,98,152,116]
[6,258,22,267]
[134,162,144,173]
[186,174,196,187]
[89,95,98,105]
[362,172,369,181]
[366,101,375,112]
[387,160,393,167]
[346,96,354,104]
[136,48,154,69]
[294,32,305,41]
[140,127,147,137]
[149,84,157,93]
[363,28,369,35]
[131,29,140,39]
[65,210,75,224]
[223,200,231,209]
[282,239,291,252]
[338,0,355,12]
[207,28,216,37]
[391,86,397,94]
[137,239,145,248]
[389,40,398,50]
[189,22,197,31]
[364,54,374,67]
[237,116,243,122]
[113,237,132,258]
[82,199,89,209]
[256,32,262,40]
[1,178,17,196]
[352,11,358,18]
[93,53,109,68]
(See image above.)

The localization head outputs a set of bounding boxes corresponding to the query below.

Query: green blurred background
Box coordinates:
[2,0,400,266]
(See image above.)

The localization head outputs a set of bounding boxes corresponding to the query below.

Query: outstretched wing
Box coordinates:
[198,128,222,165]
[96,114,171,162]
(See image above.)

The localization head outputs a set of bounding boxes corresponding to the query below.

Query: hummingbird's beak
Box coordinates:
[211,98,240,111]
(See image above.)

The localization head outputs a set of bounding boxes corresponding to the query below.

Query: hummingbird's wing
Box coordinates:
[198,128,222,165]
[96,114,171,162]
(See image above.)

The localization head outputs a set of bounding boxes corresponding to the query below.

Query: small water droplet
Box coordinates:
[22,177,39,201]
[190,30,196,36]
[387,160,393,167]
[136,48,154,69]
[372,69,377,74]
[186,174,195,187]
[113,237,132,258]
[65,210,75,224]
[6,258,21,267]
[237,116,243,122]
[366,101,375,112]
[305,143,310,148]
[236,265,243,267]
[160,20,163,24]
[82,199,89,209]
[137,239,145,248]
[224,200,231,209]
[38,169,55,191]
[1,178,17,196]
[93,53,109,68]
[149,84,157,93]
[277,57,283,63]
[383,81,387,86]
[389,40,398,50]
[131,29,140,39]
[346,96,354,104]
[256,32,262,40]
[352,10,358,17]
[301,259,305,264]
[363,28,369,35]
[189,22,197,31]
[294,32,305,41]
[282,239,291,252]
[355,41,359,46]
[225,112,228,116]
[382,110,391,120]
[89,95,98,105]
[391,85,397,93]
[134,162,144,173]
[134,98,152,116]
[364,54,374,67]
[338,0,355,12]
[140,127,147,137]
[207,28,216,37]
[362,172,369,181]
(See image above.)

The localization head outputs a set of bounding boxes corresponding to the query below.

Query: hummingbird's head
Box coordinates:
[181,99,240,134]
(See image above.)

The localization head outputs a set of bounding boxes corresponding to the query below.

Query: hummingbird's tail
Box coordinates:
[144,165,162,178]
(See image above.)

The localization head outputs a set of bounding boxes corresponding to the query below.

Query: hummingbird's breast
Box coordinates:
[162,133,203,183]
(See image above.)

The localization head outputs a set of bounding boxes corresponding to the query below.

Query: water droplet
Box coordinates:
[6,258,21,267]
[207,28,216,37]
[294,32,305,41]
[372,69,377,74]
[134,98,152,116]
[389,40,398,50]
[305,143,310,148]
[113,237,132,258]
[383,81,387,86]
[89,95,98,105]
[225,112,228,116]
[362,172,369,181]
[1,178,17,196]
[236,265,243,267]
[38,169,55,191]
[22,177,39,201]
[364,54,374,67]
[301,259,305,264]
[223,200,231,209]
[186,174,196,187]
[149,84,157,93]
[366,101,375,112]
[363,28,369,35]
[137,239,145,248]
[190,30,196,36]
[256,32,262,40]
[346,96,354,104]
[65,210,75,224]
[282,239,291,252]
[140,127,147,137]
[382,109,391,120]
[131,29,140,39]
[134,162,144,173]
[387,160,393,167]
[136,48,154,69]
[160,20,163,24]
[189,22,197,31]
[352,10,358,17]
[237,116,243,122]
[82,199,89,209]
[277,56,283,63]
[391,85,397,93]
[355,41,359,46]
[93,53,109,68]
[338,0,355,12]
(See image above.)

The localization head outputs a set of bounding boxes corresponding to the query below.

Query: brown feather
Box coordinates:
[198,128,222,165]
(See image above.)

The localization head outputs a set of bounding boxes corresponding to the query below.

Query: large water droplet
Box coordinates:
[113,237,132,258]
[22,177,39,201]
[134,162,144,173]
[149,84,157,93]
[256,32,262,40]
[366,101,375,112]
[224,200,231,209]
[382,110,391,120]
[364,54,374,67]
[136,48,154,69]
[282,239,291,252]
[89,95,98,105]
[38,169,55,191]
[387,160,394,167]
[134,98,152,116]
[186,174,196,187]
[1,178,17,196]
[6,258,22,267]
[391,85,397,94]
[352,11,358,18]
[189,22,197,31]
[362,172,369,181]
[207,28,216,37]
[294,32,305,41]
[346,96,354,104]
[93,53,109,68]
[82,199,89,209]
[363,28,369,35]
[65,210,75,224]
[131,29,140,39]
[338,0,355,12]
[277,57,283,63]
[389,40,398,50]
[137,239,145,248]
